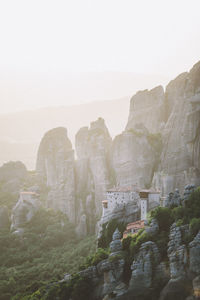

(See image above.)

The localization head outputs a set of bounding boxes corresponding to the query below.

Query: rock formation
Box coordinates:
[75,118,112,217]
[126,85,165,133]
[74,118,113,235]
[64,228,126,300]
[31,60,200,237]
[154,61,200,195]
[11,191,41,234]
[36,127,76,223]
[129,241,163,297]
[112,125,161,188]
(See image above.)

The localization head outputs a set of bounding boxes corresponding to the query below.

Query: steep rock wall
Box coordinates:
[154,61,200,194]
[126,85,165,133]
[75,118,112,221]
[36,127,76,223]
[112,125,161,188]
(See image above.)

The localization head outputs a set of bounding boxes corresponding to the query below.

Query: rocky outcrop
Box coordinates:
[11,191,41,234]
[0,206,10,230]
[165,189,182,207]
[129,241,163,297]
[167,223,188,280]
[154,62,200,195]
[112,125,161,188]
[71,228,126,300]
[159,226,200,300]
[75,118,112,222]
[189,231,200,276]
[36,127,76,223]
[126,85,165,133]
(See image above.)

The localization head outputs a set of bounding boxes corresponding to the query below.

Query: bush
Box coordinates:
[108,253,124,263]
[98,219,126,248]
[176,219,184,227]
[190,218,200,237]
[150,207,173,232]
[79,247,109,270]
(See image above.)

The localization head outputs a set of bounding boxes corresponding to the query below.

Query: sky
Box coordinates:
[0,0,200,113]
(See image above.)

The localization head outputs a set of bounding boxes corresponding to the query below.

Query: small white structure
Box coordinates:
[102,187,139,217]
[139,189,161,220]
[139,191,149,220]
[102,187,160,221]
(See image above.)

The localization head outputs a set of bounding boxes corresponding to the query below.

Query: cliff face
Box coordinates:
[154,62,200,194]
[126,61,200,195]
[126,85,165,133]
[33,61,200,235]
[35,119,112,234]
[36,127,76,223]
[75,118,112,234]
[112,125,161,188]
[59,224,200,300]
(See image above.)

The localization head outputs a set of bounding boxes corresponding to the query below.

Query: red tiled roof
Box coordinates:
[102,200,108,203]
[126,220,144,231]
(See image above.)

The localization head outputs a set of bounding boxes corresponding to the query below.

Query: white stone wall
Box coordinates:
[141,199,148,220]
[106,191,131,211]
[103,190,139,217]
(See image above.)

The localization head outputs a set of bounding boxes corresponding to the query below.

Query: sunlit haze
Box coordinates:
[0,0,200,113]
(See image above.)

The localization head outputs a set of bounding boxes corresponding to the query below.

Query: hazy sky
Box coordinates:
[0,0,200,113]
